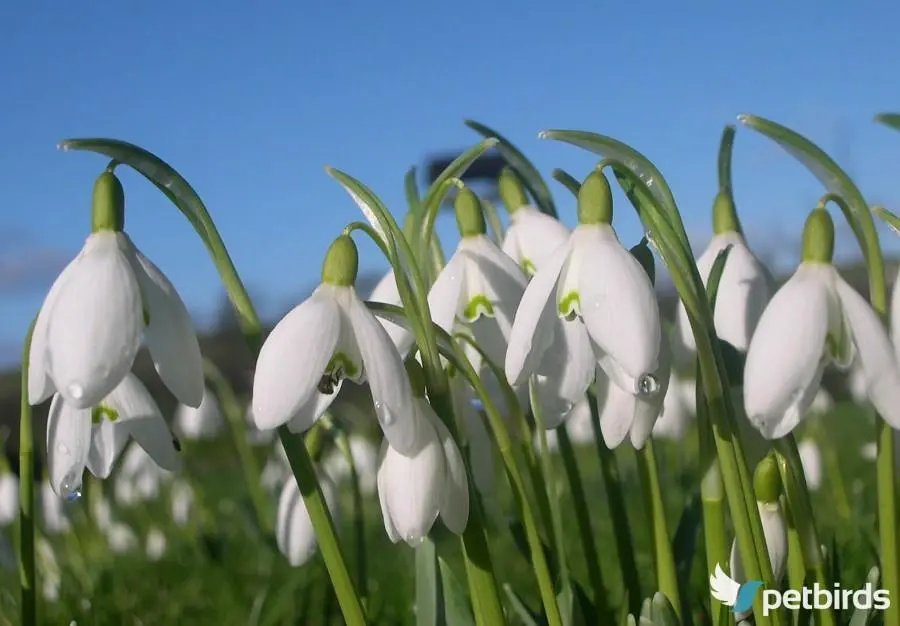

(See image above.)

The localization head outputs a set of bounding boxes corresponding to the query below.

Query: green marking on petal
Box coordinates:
[825,326,853,369]
[328,352,360,380]
[521,258,537,278]
[91,404,119,425]
[142,303,151,327]
[463,295,494,321]
[558,291,580,320]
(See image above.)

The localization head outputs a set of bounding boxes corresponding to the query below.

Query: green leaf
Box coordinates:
[503,584,541,626]
[551,168,582,198]
[706,245,733,313]
[875,113,900,132]
[465,119,558,217]
[848,566,881,625]
[416,538,440,626]
[438,556,475,626]
[406,166,422,214]
[671,492,703,584]
[538,129,689,249]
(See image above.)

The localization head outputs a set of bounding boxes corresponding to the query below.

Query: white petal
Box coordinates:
[576,225,661,379]
[743,265,831,438]
[346,289,419,455]
[533,320,594,428]
[376,415,445,546]
[711,236,773,353]
[505,240,571,386]
[46,394,91,497]
[251,287,341,430]
[427,253,467,334]
[422,404,469,535]
[729,500,788,615]
[653,371,692,441]
[105,373,180,471]
[501,207,571,272]
[366,269,414,354]
[834,275,900,429]
[375,438,401,543]
[86,420,128,478]
[892,270,900,356]
[29,253,83,404]
[45,232,142,409]
[797,439,823,491]
[125,239,204,407]
[0,475,19,527]
[175,387,224,440]
[275,474,339,567]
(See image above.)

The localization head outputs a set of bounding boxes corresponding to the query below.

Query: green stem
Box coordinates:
[783,499,806,593]
[335,429,368,605]
[202,360,272,535]
[698,387,727,626]
[18,320,37,626]
[636,440,682,621]
[278,427,365,625]
[588,391,641,614]
[556,425,611,621]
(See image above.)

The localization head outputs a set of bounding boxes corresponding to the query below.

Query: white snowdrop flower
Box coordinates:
[653,370,694,441]
[428,187,527,378]
[366,269,410,352]
[861,442,878,461]
[322,435,378,496]
[564,399,595,445]
[170,480,194,527]
[276,473,339,567]
[175,386,224,440]
[377,369,469,546]
[672,193,773,369]
[498,168,571,277]
[251,235,418,454]
[107,521,138,554]
[46,372,180,501]
[744,209,900,438]
[145,527,167,561]
[0,472,18,526]
[28,170,202,411]
[797,438,823,491]
[506,171,662,436]
[847,365,869,405]
[40,480,70,533]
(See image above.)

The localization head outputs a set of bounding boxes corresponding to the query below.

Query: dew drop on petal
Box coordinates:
[60,469,83,503]
[373,401,395,426]
[405,534,425,548]
[67,384,84,401]
[56,443,70,456]
[636,374,660,398]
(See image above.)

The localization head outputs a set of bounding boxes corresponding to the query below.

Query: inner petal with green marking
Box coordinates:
[91,404,120,425]
[521,258,537,278]
[558,291,580,321]
[464,294,494,322]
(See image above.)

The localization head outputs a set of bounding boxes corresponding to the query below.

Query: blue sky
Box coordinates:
[2,1,900,366]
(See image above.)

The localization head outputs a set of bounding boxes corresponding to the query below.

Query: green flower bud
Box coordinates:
[753,453,782,504]
[630,238,655,286]
[577,170,613,225]
[404,359,427,398]
[91,170,126,233]
[712,190,743,236]
[455,187,486,238]
[321,235,359,287]
[498,168,529,214]
[800,208,835,264]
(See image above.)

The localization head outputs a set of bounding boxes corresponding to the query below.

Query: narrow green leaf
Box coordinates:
[706,245,733,312]
[848,566,881,625]
[538,129,689,249]
[557,584,574,626]
[503,584,541,626]
[551,168,581,198]
[717,126,736,194]
[482,198,506,244]
[438,556,475,626]
[406,166,422,214]
[875,113,900,132]
[671,492,703,584]
[465,119,558,217]
[415,538,440,626]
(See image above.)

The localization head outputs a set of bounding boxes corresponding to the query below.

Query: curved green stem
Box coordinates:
[202,359,272,535]
[18,320,37,626]
[334,428,367,605]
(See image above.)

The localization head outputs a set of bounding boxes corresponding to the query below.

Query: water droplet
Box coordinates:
[60,469,83,503]
[56,442,70,456]
[405,534,425,548]
[636,374,660,397]
[67,383,84,400]
[373,401,394,425]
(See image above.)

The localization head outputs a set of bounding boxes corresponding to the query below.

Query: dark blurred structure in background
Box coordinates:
[423,148,506,208]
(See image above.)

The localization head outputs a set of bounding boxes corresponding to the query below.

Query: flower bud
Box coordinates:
[712,190,742,235]
[577,170,613,225]
[454,187,486,237]
[498,168,529,214]
[91,170,126,233]
[800,208,835,264]
[321,235,359,287]
[753,453,781,504]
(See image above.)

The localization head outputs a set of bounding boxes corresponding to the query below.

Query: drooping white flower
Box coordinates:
[377,396,469,546]
[0,472,17,526]
[506,172,662,434]
[743,210,900,438]
[498,168,571,277]
[46,372,180,499]
[797,438,823,491]
[276,473,339,567]
[428,188,527,376]
[175,387,224,440]
[29,173,202,411]
[672,199,773,369]
[251,235,418,455]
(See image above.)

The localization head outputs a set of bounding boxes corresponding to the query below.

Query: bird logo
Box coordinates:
[709,563,764,614]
